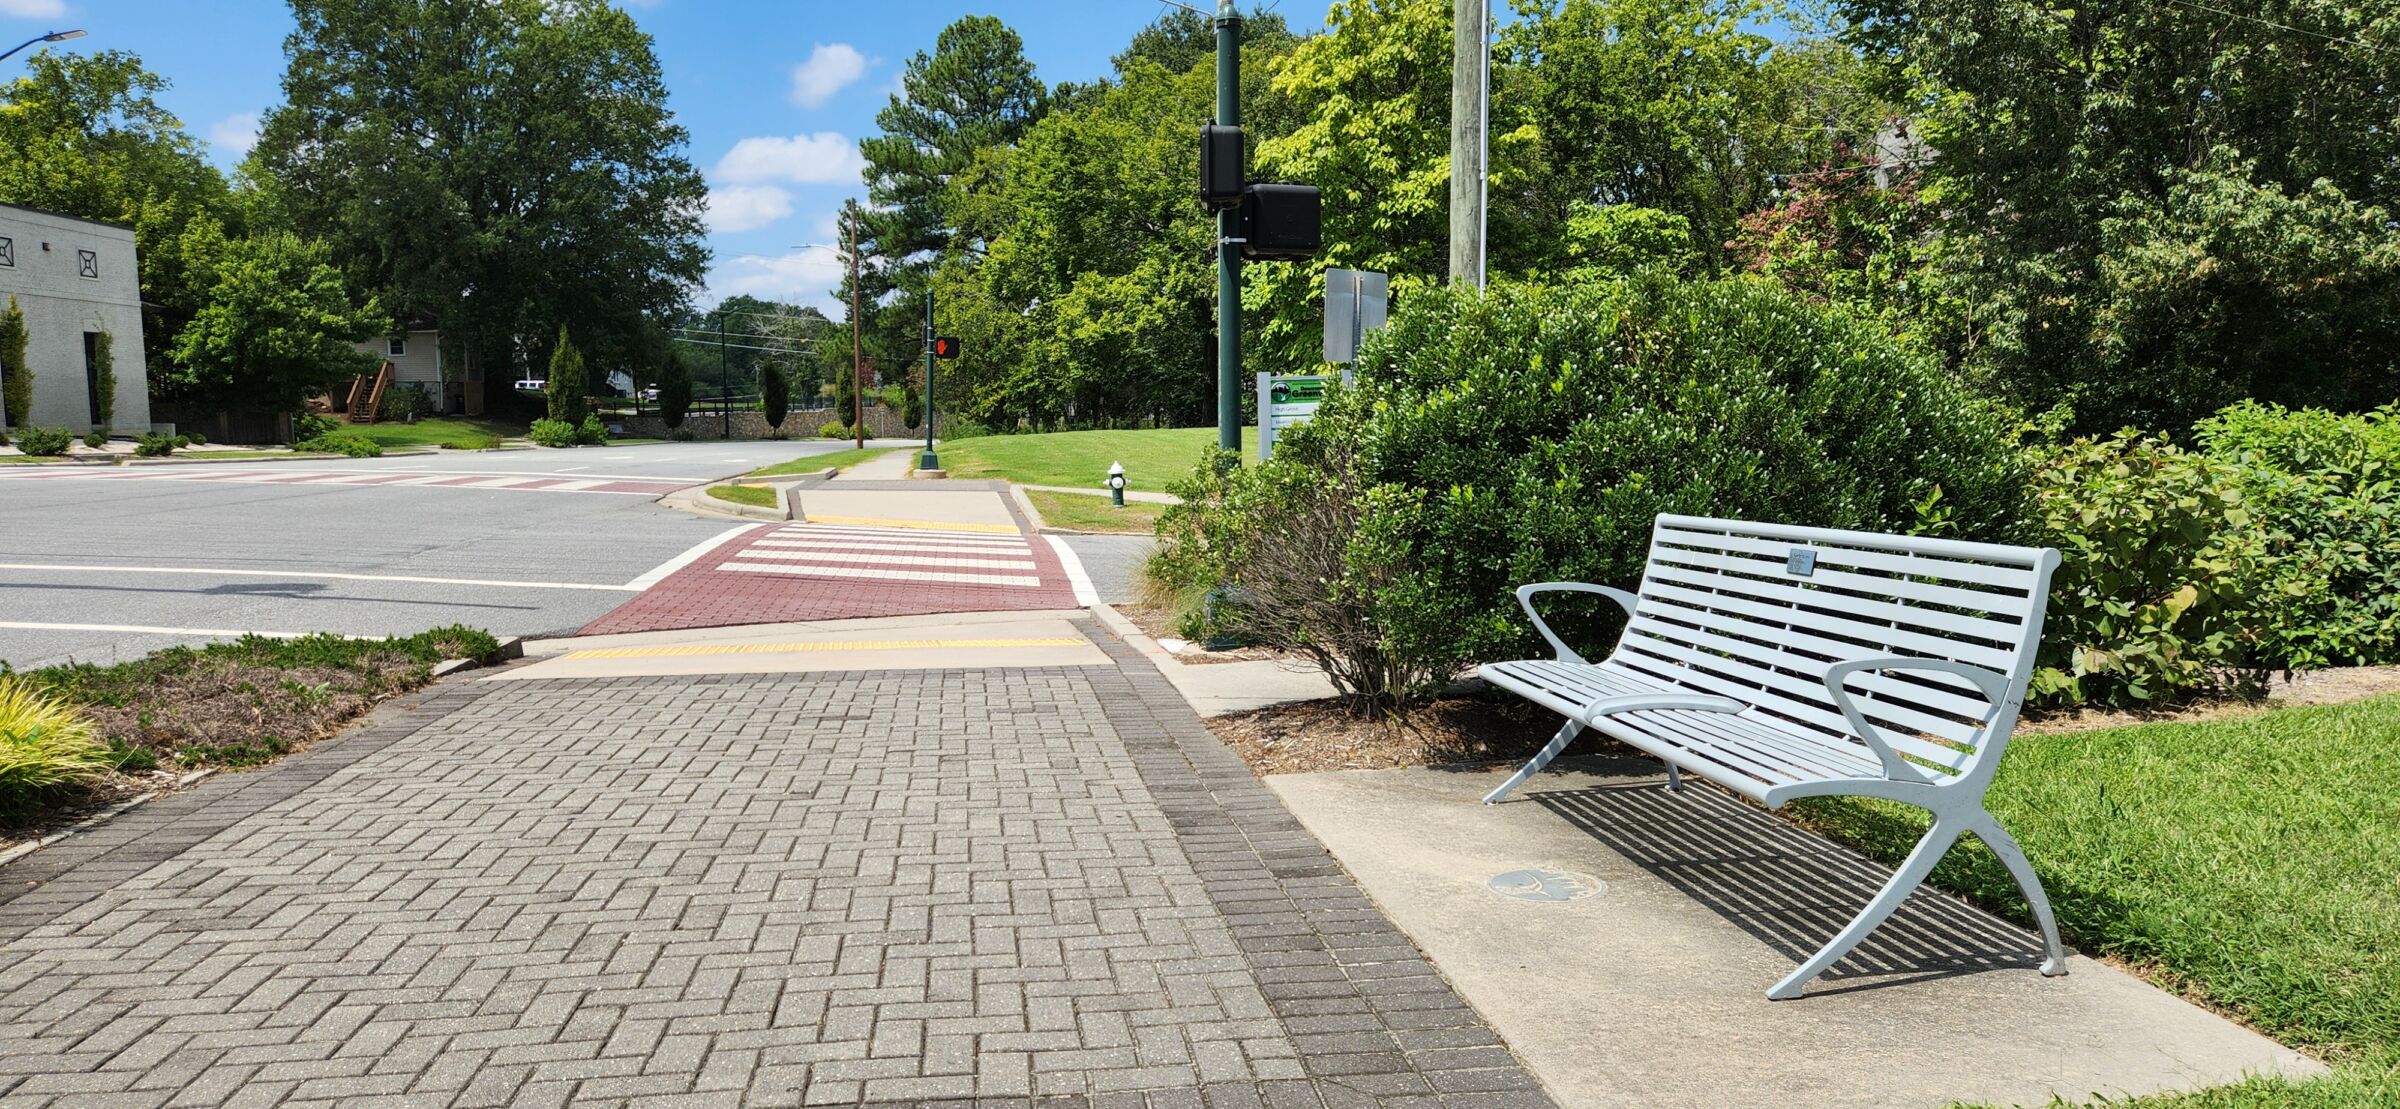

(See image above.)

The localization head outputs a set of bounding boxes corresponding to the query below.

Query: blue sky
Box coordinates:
[0,0,1276,314]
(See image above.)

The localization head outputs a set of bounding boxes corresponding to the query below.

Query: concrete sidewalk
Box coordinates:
[1268,758,2323,1108]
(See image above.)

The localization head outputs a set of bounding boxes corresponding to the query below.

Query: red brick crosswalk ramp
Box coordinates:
[582,520,1083,634]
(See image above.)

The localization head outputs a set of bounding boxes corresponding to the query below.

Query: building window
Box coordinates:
[387,336,407,357]
[77,249,98,280]
[0,237,13,267]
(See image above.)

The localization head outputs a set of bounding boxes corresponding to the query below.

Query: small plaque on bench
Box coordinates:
[1786,548,1817,577]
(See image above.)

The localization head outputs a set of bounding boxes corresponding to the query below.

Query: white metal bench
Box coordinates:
[1479,514,2068,999]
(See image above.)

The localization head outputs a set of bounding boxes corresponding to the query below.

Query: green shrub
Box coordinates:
[81,430,107,449]
[0,295,28,428]
[529,418,579,448]
[292,412,338,441]
[439,435,502,451]
[379,383,435,422]
[134,433,178,458]
[941,417,992,441]
[1157,275,2031,708]
[819,419,850,439]
[186,431,207,446]
[90,329,115,431]
[575,414,609,445]
[296,435,383,458]
[0,678,111,812]
[659,351,693,429]
[760,361,789,432]
[2195,402,2400,671]
[13,426,71,456]
[2029,433,2269,705]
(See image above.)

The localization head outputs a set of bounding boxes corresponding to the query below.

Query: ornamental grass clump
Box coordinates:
[0,679,112,813]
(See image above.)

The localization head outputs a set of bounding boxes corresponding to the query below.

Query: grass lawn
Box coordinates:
[934,427,1250,492]
[750,447,899,476]
[707,483,777,509]
[1026,488,1165,534]
[326,417,524,450]
[1792,696,2400,1105]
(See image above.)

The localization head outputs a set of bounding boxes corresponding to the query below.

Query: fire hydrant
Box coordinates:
[1107,461,1127,508]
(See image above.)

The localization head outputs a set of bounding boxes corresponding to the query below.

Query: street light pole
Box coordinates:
[919,287,939,472]
[854,207,873,451]
[0,29,86,65]
[1214,0,1243,455]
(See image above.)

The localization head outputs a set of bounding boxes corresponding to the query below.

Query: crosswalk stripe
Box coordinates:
[748,538,1032,556]
[799,514,1021,535]
[774,522,1025,543]
[718,562,1041,587]
[732,549,1038,571]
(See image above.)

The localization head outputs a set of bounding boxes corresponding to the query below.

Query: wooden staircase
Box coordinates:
[344,362,396,423]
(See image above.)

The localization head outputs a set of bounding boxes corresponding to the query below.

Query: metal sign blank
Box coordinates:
[1323,268,1390,363]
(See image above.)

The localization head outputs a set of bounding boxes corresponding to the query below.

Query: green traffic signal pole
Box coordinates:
[920,290,939,471]
[1215,1,1242,455]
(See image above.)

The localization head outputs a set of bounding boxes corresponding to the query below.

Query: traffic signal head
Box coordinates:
[1200,123,1245,210]
[1238,183,1321,261]
[932,336,962,359]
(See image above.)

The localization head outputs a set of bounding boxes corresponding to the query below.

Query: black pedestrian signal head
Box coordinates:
[1200,123,1245,210]
[1238,183,1321,261]
[932,336,962,359]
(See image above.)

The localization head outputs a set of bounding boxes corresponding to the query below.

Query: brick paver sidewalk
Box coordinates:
[0,622,1549,1109]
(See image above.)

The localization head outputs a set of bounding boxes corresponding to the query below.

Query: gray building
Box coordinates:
[0,203,151,435]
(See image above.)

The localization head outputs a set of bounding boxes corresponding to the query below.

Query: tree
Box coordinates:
[1844,0,2400,430]
[251,0,708,405]
[546,328,587,425]
[1113,7,1296,76]
[166,229,385,416]
[0,297,27,427]
[903,368,923,432]
[658,350,693,430]
[759,359,789,433]
[862,16,1049,263]
[0,50,235,374]
[91,332,116,431]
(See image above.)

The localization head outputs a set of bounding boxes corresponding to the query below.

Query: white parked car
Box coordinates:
[513,378,547,391]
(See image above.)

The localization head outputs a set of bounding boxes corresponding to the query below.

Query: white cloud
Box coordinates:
[713,133,865,186]
[206,112,261,157]
[0,1,69,19]
[712,246,850,314]
[789,43,869,109]
[704,184,795,233]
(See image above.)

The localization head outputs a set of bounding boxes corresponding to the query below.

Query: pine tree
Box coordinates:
[760,359,789,433]
[0,296,30,428]
[546,327,586,424]
[658,350,692,430]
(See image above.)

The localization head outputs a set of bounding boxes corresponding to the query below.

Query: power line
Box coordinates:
[2161,0,2400,56]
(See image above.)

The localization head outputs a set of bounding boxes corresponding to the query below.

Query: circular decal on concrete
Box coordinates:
[1486,868,1604,903]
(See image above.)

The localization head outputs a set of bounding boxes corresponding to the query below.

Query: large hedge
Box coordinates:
[1158,275,2031,705]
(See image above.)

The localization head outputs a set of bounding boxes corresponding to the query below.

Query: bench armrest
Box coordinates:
[1516,582,1639,665]
[1823,656,2013,784]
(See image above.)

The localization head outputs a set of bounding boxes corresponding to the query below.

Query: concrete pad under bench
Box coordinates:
[1267,758,2323,1109]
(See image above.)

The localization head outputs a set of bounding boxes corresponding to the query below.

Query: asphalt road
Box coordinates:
[0,441,857,669]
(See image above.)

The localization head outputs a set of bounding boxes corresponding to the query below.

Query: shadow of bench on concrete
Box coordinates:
[1532,777,2050,996]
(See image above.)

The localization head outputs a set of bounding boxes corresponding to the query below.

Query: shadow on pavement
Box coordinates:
[1532,779,2049,995]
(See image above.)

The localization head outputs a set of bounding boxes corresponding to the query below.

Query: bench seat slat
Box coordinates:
[1643,561,2027,645]
[1603,703,1884,781]
[1623,611,2000,728]
[1638,581,2018,671]
[1645,544,2039,622]
[1652,524,2044,591]
[1611,636,1986,769]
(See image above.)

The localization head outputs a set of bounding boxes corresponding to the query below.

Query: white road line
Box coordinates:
[0,621,386,640]
[719,563,1041,587]
[731,549,1038,571]
[0,562,640,591]
[1045,535,1102,606]
[622,523,766,589]
[557,466,589,473]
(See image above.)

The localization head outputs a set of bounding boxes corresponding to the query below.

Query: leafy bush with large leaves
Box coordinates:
[1157,275,2030,707]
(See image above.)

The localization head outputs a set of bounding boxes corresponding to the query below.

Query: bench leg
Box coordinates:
[1767,816,1963,1000]
[1969,814,2069,977]
[1482,718,1583,804]
[1664,761,1684,792]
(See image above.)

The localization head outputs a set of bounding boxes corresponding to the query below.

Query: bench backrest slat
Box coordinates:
[1615,515,2059,781]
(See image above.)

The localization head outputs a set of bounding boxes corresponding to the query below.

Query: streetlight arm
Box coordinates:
[0,29,88,64]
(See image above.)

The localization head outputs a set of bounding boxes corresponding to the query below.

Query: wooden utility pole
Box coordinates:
[849,207,865,451]
[1448,0,1487,288]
